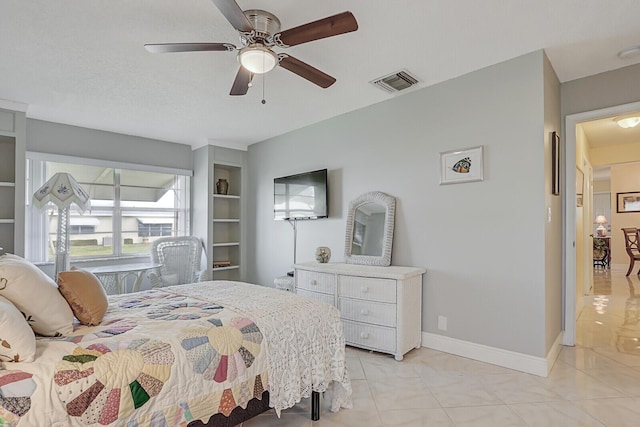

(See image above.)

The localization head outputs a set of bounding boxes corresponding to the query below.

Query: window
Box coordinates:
[69,225,96,235]
[26,154,191,262]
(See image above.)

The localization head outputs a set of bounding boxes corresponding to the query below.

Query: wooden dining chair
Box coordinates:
[621,228,640,276]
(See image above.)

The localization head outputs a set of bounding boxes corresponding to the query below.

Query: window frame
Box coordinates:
[25,152,192,263]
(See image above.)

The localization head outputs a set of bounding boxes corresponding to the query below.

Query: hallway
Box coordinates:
[575,265,640,364]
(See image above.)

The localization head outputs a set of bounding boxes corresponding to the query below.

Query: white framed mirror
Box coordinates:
[344,191,395,266]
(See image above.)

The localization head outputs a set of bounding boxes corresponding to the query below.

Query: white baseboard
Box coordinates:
[421,331,564,377]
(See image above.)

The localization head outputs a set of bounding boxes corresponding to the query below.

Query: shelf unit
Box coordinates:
[192,145,246,282]
[211,164,242,280]
[0,105,26,256]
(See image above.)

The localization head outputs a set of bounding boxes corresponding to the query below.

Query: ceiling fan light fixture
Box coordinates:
[618,45,640,60]
[238,45,277,74]
[615,116,640,129]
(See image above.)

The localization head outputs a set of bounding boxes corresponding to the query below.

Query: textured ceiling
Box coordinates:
[1,0,640,150]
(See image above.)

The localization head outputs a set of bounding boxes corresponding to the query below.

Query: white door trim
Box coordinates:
[563,100,640,346]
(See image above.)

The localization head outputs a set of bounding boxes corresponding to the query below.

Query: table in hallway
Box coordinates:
[86,262,162,294]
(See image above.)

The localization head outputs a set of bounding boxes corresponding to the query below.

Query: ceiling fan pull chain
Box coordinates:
[261,72,267,104]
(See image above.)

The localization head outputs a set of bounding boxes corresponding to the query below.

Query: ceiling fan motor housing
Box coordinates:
[243,9,281,42]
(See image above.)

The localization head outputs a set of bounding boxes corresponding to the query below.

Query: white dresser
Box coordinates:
[293,262,426,361]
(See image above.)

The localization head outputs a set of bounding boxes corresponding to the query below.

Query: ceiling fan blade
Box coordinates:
[276,11,358,47]
[144,43,235,53]
[278,55,336,88]
[211,0,254,32]
[230,67,253,95]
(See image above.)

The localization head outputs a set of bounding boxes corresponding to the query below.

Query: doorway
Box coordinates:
[563,100,640,346]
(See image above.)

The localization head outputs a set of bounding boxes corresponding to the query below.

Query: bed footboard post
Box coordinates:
[311,391,320,421]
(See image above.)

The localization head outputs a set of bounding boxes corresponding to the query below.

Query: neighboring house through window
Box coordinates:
[137,218,173,237]
[25,153,191,262]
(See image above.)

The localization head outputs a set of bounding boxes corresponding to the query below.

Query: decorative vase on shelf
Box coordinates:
[216,179,229,195]
[315,246,331,263]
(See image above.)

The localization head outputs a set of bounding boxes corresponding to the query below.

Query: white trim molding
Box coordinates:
[0,98,28,112]
[421,331,564,377]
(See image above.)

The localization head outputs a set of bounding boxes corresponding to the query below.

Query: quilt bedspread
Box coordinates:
[0,281,351,426]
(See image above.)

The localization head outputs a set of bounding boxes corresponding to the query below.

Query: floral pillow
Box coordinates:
[0,295,36,362]
[0,254,74,337]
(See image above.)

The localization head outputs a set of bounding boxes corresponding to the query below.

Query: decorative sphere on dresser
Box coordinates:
[315,246,331,263]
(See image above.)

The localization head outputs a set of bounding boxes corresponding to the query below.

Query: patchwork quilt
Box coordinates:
[0,281,351,426]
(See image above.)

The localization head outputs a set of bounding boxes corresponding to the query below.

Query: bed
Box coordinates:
[0,276,352,426]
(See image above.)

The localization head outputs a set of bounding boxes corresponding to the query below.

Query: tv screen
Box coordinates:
[274,169,328,220]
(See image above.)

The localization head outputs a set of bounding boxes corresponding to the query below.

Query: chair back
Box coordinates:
[151,236,203,286]
[621,228,640,256]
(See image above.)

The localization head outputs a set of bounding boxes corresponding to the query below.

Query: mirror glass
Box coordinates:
[351,202,386,256]
[344,191,395,266]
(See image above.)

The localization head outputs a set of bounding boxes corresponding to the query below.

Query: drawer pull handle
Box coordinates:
[360,332,369,339]
[361,286,369,293]
[310,279,317,285]
[360,309,369,316]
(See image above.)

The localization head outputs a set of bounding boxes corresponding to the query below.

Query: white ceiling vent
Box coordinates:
[370,69,421,94]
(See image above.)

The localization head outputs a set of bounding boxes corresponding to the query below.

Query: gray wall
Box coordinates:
[561,63,640,117]
[27,119,192,170]
[247,51,554,357]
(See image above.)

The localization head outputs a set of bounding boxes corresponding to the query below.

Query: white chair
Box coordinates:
[148,236,207,288]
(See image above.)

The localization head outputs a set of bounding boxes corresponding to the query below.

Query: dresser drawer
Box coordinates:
[296,270,336,294]
[339,298,396,327]
[343,320,396,353]
[338,275,396,303]
[297,289,335,307]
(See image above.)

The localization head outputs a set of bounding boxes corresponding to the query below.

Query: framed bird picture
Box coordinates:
[439,146,484,185]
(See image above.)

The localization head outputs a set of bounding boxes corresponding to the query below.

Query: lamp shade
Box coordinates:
[32,173,90,212]
[594,215,608,225]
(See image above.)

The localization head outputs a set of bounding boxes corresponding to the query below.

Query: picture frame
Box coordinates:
[576,167,584,207]
[439,145,484,185]
[617,192,640,213]
[551,131,560,195]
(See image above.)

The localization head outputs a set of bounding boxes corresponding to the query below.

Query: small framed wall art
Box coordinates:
[439,145,484,185]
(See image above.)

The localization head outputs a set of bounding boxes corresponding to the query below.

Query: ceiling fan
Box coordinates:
[144,0,358,96]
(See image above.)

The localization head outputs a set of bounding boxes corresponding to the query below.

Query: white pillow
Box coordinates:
[0,294,36,362]
[0,254,74,337]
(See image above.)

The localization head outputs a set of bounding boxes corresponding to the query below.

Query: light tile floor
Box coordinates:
[242,266,640,426]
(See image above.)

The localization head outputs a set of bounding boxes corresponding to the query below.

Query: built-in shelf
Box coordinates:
[189,146,245,282]
[212,265,240,271]
[213,194,240,199]
[0,110,26,256]
[212,242,240,247]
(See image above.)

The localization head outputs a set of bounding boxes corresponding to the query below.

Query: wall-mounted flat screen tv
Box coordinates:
[274,169,328,220]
